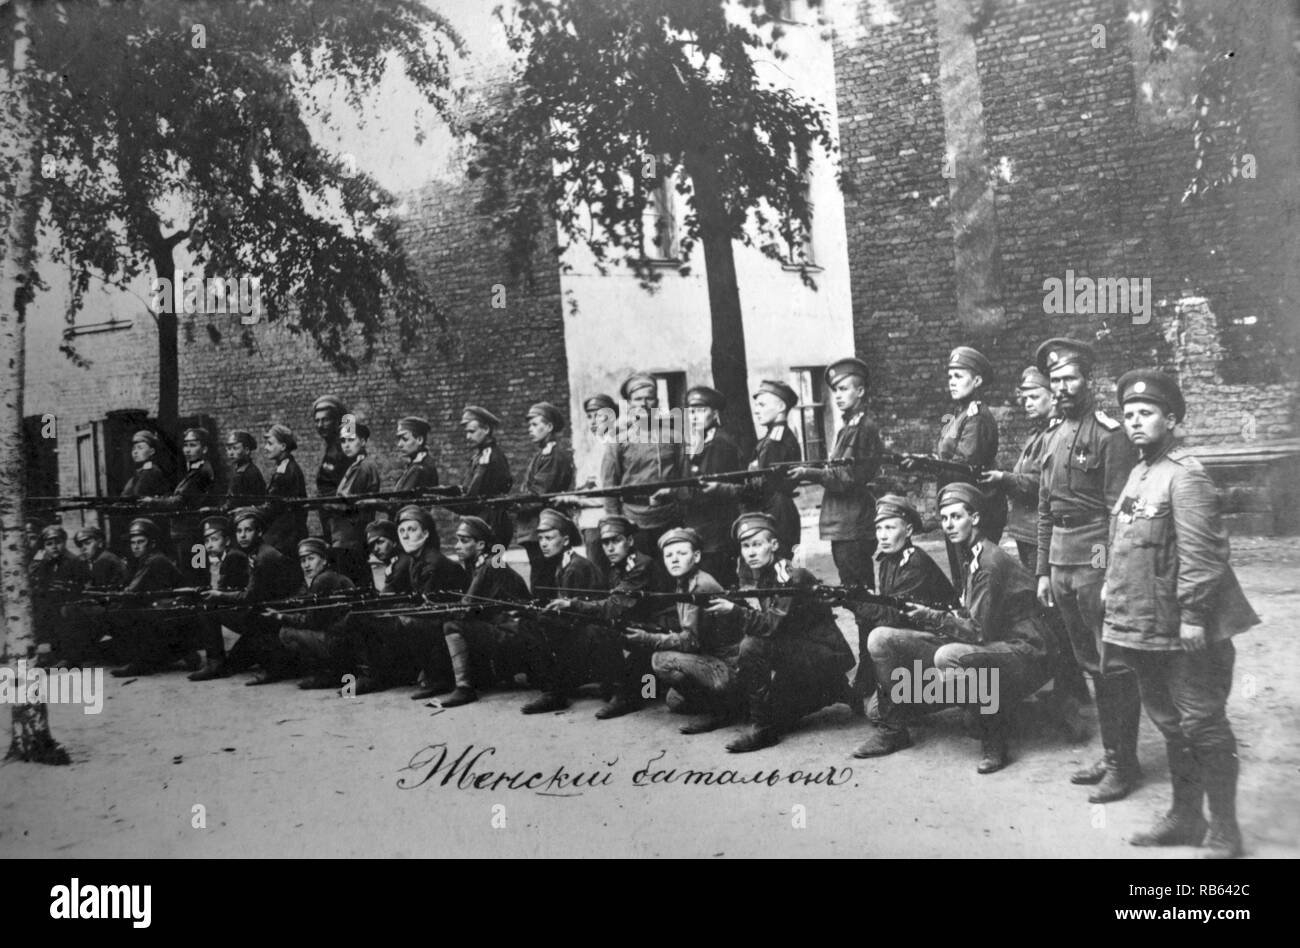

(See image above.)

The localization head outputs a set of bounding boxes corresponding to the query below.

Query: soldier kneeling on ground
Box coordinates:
[264,537,355,690]
[706,513,856,754]
[855,484,1053,773]
[623,527,744,735]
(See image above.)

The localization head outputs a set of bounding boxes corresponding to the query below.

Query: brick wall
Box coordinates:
[178,174,570,529]
[833,0,1299,468]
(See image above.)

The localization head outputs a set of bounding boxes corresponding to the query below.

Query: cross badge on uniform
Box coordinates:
[1075,448,1088,465]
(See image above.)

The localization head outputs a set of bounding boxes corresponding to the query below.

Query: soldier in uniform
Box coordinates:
[714,379,803,557]
[188,515,252,681]
[625,527,743,735]
[549,512,664,719]
[265,536,356,689]
[324,418,381,587]
[708,512,856,753]
[121,430,171,499]
[311,395,349,542]
[868,483,1055,773]
[224,430,267,504]
[1103,371,1259,859]
[515,402,576,593]
[460,405,514,548]
[1035,337,1141,802]
[364,519,406,594]
[141,427,216,585]
[847,494,960,755]
[218,507,301,683]
[73,525,129,590]
[927,346,1004,583]
[389,415,440,515]
[570,395,618,564]
[517,507,605,715]
[437,515,534,707]
[356,505,467,698]
[59,525,129,665]
[109,518,192,678]
[668,386,742,588]
[980,366,1090,742]
[789,357,881,709]
[602,373,684,560]
[257,424,309,562]
[30,525,82,666]
[847,495,959,755]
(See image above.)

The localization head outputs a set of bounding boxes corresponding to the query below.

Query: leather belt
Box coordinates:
[1050,512,1105,528]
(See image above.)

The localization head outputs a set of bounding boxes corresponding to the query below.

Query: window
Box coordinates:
[789,367,829,461]
[782,176,819,270]
[642,166,682,262]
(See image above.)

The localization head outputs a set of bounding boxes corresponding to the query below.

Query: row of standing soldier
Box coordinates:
[26,338,1257,857]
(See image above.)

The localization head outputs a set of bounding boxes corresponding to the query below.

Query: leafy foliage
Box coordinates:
[10,0,464,371]
[1146,0,1273,201]
[468,0,836,287]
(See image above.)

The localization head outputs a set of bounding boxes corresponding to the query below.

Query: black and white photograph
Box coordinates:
[1,0,1296,886]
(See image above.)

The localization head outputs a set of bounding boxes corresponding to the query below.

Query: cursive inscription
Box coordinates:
[397,743,853,795]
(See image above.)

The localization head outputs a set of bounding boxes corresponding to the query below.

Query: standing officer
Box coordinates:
[790,357,881,709]
[515,402,576,591]
[224,430,267,504]
[721,379,804,557]
[1035,338,1141,802]
[325,418,381,587]
[391,415,440,502]
[460,405,514,548]
[121,429,171,499]
[568,394,618,571]
[674,385,742,588]
[311,394,348,542]
[1103,371,1258,859]
[30,525,82,665]
[141,426,216,584]
[116,429,170,556]
[932,346,1003,581]
[980,366,1089,742]
[257,424,309,561]
[601,373,684,559]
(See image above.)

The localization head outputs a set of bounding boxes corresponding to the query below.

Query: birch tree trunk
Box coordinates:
[1,0,70,765]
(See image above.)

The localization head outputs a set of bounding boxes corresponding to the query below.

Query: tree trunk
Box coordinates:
[687,159,757,457]
[1,0,70,766]
[152,245,179,458]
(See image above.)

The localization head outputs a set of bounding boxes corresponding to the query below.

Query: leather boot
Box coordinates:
[521,692,570,715]
[1200,748,1243,859]
[852,725,913,758]
[594,693,643,720]
[725,726,780,754]
[1088,674,1142,803]
[187,657,227,682]
[1131,742,1207,847]
[977,714,1009,774]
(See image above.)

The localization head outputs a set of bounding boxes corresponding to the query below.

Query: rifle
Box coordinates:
[878,451,981,481]
[462,458,853,510]
[31,485,466,515]
[556,583,956,614]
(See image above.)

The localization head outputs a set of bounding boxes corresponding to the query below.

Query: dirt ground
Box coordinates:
[3,537,1297,859]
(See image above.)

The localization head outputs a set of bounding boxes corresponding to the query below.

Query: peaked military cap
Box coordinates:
[754,380,798,410]
[948,346,993,381]
[1117,369,1186,421]
[1036,338,1095,375]
[874,493,923,533]
[825,357,870,389]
